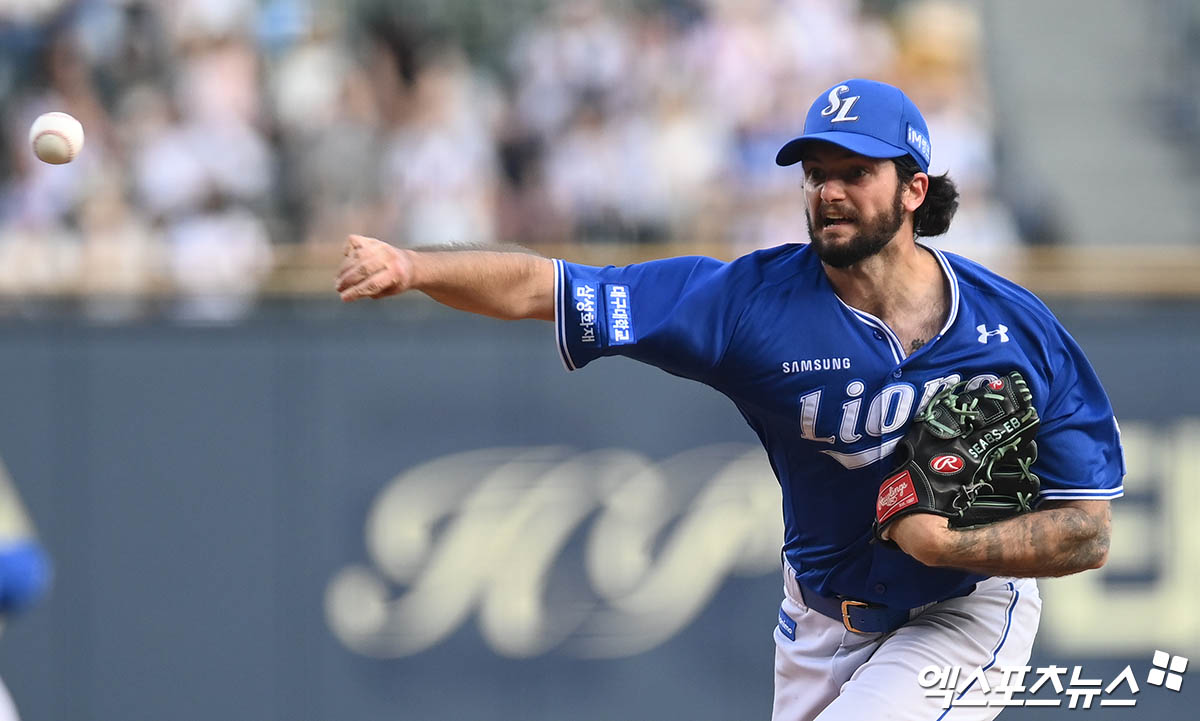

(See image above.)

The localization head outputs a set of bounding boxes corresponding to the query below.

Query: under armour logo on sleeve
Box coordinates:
[977,324,1009,344]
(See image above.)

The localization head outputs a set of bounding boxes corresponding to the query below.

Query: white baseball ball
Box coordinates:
[29,112,85,165]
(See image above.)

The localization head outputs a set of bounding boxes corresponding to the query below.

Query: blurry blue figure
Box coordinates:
[0,541,49,615]
[0,458,51,721]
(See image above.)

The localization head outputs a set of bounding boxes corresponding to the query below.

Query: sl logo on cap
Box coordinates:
[821,85,861,124]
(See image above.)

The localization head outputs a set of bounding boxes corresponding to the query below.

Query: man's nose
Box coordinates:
[819,179,846,203]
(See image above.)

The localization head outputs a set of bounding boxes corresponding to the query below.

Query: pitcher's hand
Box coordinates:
[336,235,413,302]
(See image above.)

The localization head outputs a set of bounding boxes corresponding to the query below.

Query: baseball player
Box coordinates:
[336,78,1122,720]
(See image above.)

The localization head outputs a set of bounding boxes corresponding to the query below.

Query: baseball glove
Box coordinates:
[874,371,1041,543]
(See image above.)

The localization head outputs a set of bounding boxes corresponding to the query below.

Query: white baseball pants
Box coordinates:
[772,566,1041,721]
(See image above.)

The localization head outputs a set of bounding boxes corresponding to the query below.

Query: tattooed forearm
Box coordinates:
[937,501,1111,577]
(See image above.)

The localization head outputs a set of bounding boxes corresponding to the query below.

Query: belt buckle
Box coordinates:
[840,599,870,634]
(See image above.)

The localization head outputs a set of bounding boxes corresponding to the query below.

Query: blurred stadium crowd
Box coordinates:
[0,0,1053,319]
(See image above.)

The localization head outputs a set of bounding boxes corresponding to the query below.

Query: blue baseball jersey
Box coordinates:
[553,243,1124,609]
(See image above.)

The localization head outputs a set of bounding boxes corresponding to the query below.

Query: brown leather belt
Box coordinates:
[798,583,976,634]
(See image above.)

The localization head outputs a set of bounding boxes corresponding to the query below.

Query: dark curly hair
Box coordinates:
[893,156,959,237]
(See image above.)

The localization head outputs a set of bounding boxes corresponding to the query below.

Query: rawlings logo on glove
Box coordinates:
[874,371,1041,544]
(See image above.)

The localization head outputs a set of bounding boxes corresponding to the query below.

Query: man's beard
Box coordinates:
[806,184,905,269]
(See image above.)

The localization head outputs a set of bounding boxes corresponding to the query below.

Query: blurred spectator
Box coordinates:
[380,49,502,247]
[543,95,628,241]
[508,0,634,138]
[893,0,1023,263]
[165,191,273,322]
[0,0,67,25]
[77,176,163,321]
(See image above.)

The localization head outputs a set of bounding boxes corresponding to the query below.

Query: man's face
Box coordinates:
[801,144,906,269]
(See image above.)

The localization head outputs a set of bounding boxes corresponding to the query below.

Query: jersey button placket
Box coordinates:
[891,368,902,379]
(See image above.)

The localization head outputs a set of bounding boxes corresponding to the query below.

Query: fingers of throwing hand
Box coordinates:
[336,259,374,291]
[340,269,392,302]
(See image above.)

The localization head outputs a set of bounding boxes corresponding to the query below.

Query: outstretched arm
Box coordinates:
[886,499,1111,577]
[336,235,555,321]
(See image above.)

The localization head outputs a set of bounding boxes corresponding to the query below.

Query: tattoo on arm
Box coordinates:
[941,503,1111,577]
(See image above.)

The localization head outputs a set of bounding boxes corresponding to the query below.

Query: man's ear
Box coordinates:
[903,172,930,213]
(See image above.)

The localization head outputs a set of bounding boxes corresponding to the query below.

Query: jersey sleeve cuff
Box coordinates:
[553,259,578,372]
[1037,485,1124,501]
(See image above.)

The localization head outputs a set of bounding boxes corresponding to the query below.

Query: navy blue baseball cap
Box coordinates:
[776,79,932,172]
